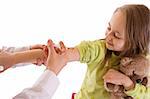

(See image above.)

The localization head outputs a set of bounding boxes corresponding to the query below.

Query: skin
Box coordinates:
[0,44,47,73]
[60,10,134,90]
[105,10,126,52]
[0,40,68,75]
[46,39,68,75]
[103,10,134,90]
[0,10,134,90]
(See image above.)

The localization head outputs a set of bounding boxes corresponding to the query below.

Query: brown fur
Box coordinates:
[104,55,150,99]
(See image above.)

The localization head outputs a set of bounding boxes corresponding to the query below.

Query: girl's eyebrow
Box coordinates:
[108,22,111,27]
[109,22,121,35]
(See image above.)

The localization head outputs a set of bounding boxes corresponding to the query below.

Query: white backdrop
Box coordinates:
[0,0,149,99]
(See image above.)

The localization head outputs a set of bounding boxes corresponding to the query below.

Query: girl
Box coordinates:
[60,4,150,99]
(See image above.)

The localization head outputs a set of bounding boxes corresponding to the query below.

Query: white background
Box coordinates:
[0,0,149,99]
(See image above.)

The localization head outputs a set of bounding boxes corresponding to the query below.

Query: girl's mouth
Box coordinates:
[107,41,113,46]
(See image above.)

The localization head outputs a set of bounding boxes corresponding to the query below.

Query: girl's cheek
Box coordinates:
[118,42,125,51]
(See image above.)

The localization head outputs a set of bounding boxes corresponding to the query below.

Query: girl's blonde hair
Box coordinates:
[117,4,150,57]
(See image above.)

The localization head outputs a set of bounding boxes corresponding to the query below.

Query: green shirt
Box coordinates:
[75,40,150,99]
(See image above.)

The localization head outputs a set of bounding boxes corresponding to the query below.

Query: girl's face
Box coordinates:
[105,10,126,52]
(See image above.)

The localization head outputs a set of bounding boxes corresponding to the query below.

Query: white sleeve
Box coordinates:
[13,70,59,99]
[1,46,30,53]
[1,46,31,67]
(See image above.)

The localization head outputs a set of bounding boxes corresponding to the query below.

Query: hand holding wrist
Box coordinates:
[46,39,67,75]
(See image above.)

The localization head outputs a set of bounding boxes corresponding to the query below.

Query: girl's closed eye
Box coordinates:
[114,32,121,39]
[105,26,111,36]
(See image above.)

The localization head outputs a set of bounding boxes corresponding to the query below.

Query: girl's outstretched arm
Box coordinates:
[54,41,80,62]
[66,47,80,62]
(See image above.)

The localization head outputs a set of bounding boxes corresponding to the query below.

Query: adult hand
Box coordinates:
[30,44,48,66]
[46,39,68,75]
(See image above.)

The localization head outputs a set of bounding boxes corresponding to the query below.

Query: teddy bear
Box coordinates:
[104,55,150,99]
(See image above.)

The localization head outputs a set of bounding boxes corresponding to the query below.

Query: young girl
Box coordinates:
[60,4,150,99]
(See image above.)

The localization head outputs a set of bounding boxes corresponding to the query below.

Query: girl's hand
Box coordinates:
[54,41,66,54]
[103,69,134,90]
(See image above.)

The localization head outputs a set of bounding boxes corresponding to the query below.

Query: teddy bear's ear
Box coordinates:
[104,82,120,92]
[104,82,114,92]
[121,57,133,66]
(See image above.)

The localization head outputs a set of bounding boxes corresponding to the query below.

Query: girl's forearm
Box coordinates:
[13,49,45,65]
[67,47,80,62]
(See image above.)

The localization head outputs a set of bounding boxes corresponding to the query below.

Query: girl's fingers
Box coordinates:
[59,41,66,52]
[47,39,56,55]
[54,47,61,54]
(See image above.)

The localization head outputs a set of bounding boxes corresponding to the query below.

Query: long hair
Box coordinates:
[116,4,150,57]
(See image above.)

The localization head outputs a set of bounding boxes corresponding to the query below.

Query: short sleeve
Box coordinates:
[76,40,106,64]
[125,83,150,99]
[1,46,30,53]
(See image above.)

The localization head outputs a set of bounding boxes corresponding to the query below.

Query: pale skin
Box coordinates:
[0,10,134,90]
[103,10,134,90]
[46,39,68,75]
[58,10,134,90]
[0,41,68,75]
[0,44,47,73]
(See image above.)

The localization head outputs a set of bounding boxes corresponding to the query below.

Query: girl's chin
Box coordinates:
[106,43,113,50]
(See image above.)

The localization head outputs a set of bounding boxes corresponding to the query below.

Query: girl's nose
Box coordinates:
[106,31,113,41]
[107,36,112,42]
